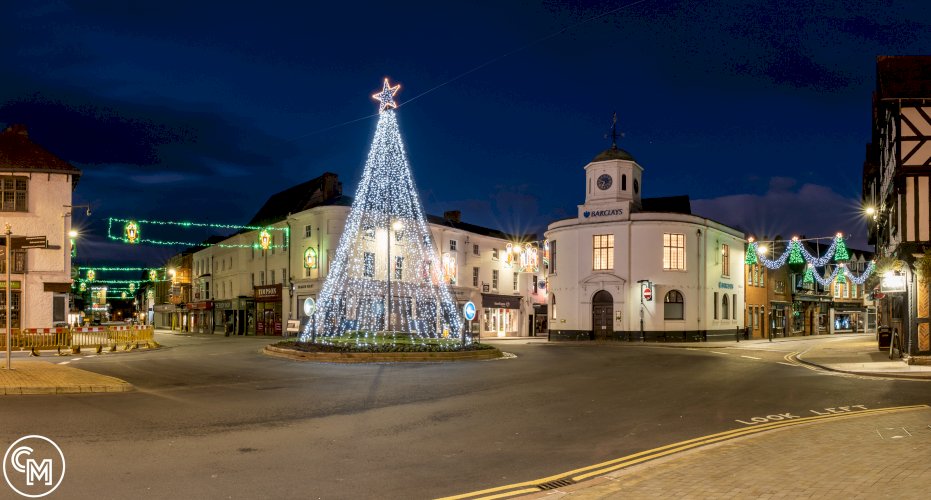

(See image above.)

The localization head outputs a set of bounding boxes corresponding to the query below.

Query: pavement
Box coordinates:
[0,360,133,394]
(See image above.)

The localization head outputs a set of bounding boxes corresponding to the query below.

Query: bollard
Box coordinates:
[30,346,39,357]
[96,344,103,354]
[735,326,740,343]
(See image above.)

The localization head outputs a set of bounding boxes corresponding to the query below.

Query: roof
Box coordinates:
[247,172,343,227]
[592,146,635,162]
[425,214,533,241]
[640,195,691,215]
[0,124,82,189]
[876,56,931,100]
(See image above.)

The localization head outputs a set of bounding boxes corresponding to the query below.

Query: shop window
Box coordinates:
[0,290,22,329]
[513,272,518,291]
[0,249,26,273]
[492,270,499,290]
[663,233,685,270]
[664,290,684,320]
[473,244,479,256]
[0,177,28,212]
[593,234,614,270]
[722,294,730,320]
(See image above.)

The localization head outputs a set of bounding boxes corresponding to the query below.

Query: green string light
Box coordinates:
[106,217,289,248]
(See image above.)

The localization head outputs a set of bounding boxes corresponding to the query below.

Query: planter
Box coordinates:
[264,344,503,363]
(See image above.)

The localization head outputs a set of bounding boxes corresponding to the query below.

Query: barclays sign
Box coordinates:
[583,208,624,218]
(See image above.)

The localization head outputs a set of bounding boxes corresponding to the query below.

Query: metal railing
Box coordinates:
[0,325,156,353]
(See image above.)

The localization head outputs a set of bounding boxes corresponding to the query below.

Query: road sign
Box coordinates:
[643,287,653,301]
[5,235,49,250]
[463,301,476,321]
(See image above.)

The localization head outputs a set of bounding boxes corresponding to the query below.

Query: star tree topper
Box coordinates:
[372,77,400,112]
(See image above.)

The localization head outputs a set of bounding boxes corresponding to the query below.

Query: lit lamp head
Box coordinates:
[865,206,876,217]
[68,230,78,238]
[757,245,768,255]
[392,220,404,231]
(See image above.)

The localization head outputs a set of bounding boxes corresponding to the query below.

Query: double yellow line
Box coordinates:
[439,404,929,500]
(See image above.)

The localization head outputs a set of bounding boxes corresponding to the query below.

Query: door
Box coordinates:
[592,290,613,340]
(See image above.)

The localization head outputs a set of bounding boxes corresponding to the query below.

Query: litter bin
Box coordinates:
[877,326,892,351]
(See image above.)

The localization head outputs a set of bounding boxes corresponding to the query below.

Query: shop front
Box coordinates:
[188,301,214,334]
[254,284,283,336]
[214,297,254,335]
[481,293,521,337]
[153,303,177,330]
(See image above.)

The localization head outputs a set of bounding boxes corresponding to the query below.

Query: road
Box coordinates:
[1,333,927,499]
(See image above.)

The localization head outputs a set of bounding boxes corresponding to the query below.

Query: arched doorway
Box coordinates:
[592,290,613,340]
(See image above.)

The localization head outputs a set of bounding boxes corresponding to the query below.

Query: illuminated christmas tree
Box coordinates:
[303,78,463,344]
[833,233,849,262]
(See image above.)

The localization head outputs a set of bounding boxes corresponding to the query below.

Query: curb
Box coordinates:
[792,353,931,381]
[263,344,504,363]
[1,383,134,395]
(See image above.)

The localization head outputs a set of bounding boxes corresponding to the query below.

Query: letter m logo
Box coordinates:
[26,458,53,486]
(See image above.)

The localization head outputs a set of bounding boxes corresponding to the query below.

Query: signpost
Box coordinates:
[2,229,50,370]
[643,286,653,301]
[462,301,476,345]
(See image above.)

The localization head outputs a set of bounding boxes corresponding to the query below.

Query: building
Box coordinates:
[190,172,546,338]
[545,145,746,341]
[862,55,931,355]
[0,124,81,330]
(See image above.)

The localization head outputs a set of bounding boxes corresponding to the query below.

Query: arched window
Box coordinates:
[621,174,627,191]
[722,294,730,320]
[664,290,684,320]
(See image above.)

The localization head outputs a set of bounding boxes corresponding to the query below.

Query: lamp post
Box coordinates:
[5,224,11,370]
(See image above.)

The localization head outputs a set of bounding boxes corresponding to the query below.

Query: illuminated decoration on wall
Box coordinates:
[302,80,463,345]
[124,220,140,244]
[106,217,288,248]
[442,253,458,285]
[505,242,540,272]
[86,270,96,282]
[121,292,127,299]
[128,282,136,293]
[258,229,272,251]
[304,247,318,269]
[149,270,158,281]
[745,233,874,285]
[79,282,87,292]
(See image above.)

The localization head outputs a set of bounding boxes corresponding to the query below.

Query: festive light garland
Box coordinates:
[747,234,874,285]
[302,80,463,347]
[106,217,288,248]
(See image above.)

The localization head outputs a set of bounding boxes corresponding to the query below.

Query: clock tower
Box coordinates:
[578,144,643,222]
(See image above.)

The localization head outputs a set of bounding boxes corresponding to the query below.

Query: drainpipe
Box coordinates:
[697,228,703,340]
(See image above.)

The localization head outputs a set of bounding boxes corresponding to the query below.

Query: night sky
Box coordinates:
[2,1,929,266]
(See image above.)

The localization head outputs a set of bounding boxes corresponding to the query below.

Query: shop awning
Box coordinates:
[482,293,521,309]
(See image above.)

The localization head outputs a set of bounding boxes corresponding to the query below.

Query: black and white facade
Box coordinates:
[545,146,746,341]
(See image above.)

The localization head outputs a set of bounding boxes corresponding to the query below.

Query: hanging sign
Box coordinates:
[258,229,272,251]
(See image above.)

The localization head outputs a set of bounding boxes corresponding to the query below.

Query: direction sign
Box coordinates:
[643,287,653,301]
[463,301,476,321]
[3,235,49,250]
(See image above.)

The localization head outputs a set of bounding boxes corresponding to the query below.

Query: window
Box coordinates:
[271,270,276,284]
[259,271,265,286]
[721,244,730,277]
[221,259,225,272]
[450,240,457,252]
[205,282,210,300]
[251,273,255,287]
[664,290,684,320]
[550,240,556,273]
[271,234,276,255]
[713,292,719,319]
[305,267,312,278]
[663,233,685,270]
[834,282,840,298]
[492,248,499,260]
[282,268,287,285]
[364,252,375,277]
[0,249,26,273]
[472,267,479,287]
[0,290,22,329]
[633,178,639,194]
[593,234,614,270]
[722,294,729,320]
[759,267,764,287]
[513,272,518,291]
[533,275,538,294]
[473,244,479,256]
[395,229,403,242]
[0,177,28,212]
[621,174,627,191]
[305,225,313,238]
[492,270,499,290]
[395,256,403,280]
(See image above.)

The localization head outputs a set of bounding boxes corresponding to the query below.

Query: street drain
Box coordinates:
[537,478,575,490]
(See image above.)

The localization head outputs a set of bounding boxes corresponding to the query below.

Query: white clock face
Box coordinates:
[597,174,612,190]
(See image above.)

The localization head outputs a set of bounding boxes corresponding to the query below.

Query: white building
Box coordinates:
[190,173,548,337]
[0,124,82,329]
[545,145,746,341]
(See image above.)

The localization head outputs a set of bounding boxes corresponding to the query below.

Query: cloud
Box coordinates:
[692,181,869,249]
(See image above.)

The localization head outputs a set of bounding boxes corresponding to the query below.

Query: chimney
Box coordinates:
[444,210,461,223]
[4,124,28,137]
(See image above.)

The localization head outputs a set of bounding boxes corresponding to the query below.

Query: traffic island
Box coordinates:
[0,361,134,395]
[264,339,504,363]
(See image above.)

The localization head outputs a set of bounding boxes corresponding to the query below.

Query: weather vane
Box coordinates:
[605,111,624,149]
[372,77,401,112]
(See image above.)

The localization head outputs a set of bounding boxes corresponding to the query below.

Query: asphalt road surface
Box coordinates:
[1,333,927,499]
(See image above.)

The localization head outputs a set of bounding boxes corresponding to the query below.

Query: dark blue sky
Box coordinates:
[2,1,929,265]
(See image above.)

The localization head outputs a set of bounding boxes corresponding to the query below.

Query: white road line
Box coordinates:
[70,357,82,361]
[710,351,730,355]
[740,355,762,360]
[58,361,70,365]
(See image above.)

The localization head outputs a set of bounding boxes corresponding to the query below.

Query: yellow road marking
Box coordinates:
[439,404,929,500]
